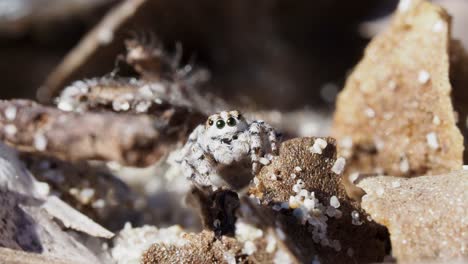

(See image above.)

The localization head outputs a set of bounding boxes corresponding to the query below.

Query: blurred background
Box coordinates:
[0,0,467,111]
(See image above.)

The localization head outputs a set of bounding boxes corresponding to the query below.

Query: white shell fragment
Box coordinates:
[34,133,48,151]
[309,138,328,154]
[4,106,17,121]
[259,157,271,165]
[4,124,17,136]
[331,157,346,174]
[330,196,340,208]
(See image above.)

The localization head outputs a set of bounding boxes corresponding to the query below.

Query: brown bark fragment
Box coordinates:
[0,99,181,167]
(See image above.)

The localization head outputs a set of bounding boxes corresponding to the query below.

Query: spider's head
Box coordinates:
[205,110,248,138]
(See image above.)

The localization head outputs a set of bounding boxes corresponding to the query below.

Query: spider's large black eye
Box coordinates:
[216,120,225,129]
[227,117,237,127]
[208,119,214,126]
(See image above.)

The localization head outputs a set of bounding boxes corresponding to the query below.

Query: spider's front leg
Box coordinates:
[177,125,205,162]
[178,127,216,187]
[181,148,215,187]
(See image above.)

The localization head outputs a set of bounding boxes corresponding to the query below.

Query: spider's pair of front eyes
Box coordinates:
[208,117,237,129]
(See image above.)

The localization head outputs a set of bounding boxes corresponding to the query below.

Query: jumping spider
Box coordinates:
[178,110,280,187]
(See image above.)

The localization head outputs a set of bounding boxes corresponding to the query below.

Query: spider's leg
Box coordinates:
[182,152,214,187]
[263,123,280,154]
[249,122,263,174]
[194,155,216,186]
[176,125,205,163]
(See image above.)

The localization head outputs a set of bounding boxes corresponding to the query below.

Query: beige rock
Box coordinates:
[332,0,464,177]
[357,171,468,262]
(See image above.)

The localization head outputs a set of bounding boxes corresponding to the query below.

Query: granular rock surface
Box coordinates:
[142,229,276,264]
[358,171,468,262]
[248,137,389,264]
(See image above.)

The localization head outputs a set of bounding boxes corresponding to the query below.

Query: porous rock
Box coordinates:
[141,229,275,264]
[251,137,346,203]
[248,137,389,263]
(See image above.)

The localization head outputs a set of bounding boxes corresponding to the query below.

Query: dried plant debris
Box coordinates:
[38,0,220,110]
[0,143,112,263]
[54,77,207,146]
[357,171,468,262]
[0,99,183,167]
[247,137,389,263]
[124,35,210,84]
[55,76,210,121]
[187,187,239,237]
[332,0,464,178]
[37,0,148,102]
[55,36,225,116]
[21,154,142,231]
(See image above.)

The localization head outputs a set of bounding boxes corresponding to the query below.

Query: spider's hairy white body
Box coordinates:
[178,111,280,187]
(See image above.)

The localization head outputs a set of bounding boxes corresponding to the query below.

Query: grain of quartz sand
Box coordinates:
[358,171,468,262]
[332,0,464,178]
